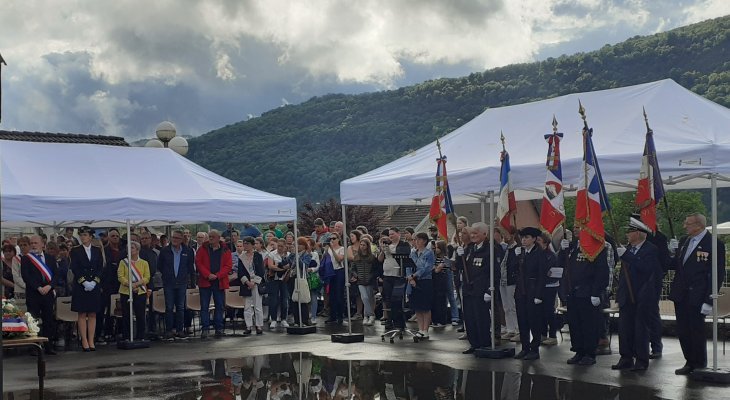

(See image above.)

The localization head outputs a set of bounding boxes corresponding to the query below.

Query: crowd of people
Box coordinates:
[1,211,724,377]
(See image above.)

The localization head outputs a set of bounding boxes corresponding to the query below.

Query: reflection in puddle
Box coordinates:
[3,353,667,399]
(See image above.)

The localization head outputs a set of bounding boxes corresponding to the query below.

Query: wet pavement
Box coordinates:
[3,322,729,399]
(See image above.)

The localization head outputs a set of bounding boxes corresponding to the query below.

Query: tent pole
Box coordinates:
[294,219,303,328]
[127,220,134,343]
[489,191,495,349]
[708,177,712,371]
[342,205,353,335]
[480,196,486,223]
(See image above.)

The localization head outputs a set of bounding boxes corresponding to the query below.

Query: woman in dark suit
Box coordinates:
[70,226,104,351]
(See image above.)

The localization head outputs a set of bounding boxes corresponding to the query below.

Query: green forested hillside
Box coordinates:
[188,16,730,206]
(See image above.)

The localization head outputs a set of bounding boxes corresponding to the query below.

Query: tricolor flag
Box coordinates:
[429,155,455,241]
[635,127,664,233]
[540,131,565,234]
[575,126,610,261]
[497,148,516,230]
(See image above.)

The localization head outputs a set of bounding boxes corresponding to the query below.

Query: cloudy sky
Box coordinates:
[0,0,728,140]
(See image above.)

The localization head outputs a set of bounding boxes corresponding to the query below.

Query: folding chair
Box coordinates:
[225,287,247,335]
[151,290,166,334]
[55,296,79,349]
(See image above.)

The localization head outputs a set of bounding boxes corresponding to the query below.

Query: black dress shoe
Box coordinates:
[611,358,634,370]
[567,354,583,364]
[631,362,648,371]
[675,364,694,375]
[82,347,91,352]
[649,352,662,359]
[578,356,596,366]
[256,329,263,335]
[523,351,540,360]
[462,348,476,354]
[243,330,252,336]
[514,350,529,359]
[89,347,96,352]
[457,327,465,333]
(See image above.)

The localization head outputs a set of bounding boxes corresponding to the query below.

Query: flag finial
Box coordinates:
[578,100,588,129]
[436,139,443,159]
[643,106,652,134]
[500,131,506,152]
[552,115,558,134]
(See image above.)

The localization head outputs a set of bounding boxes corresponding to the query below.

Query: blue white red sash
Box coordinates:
[28,253,53,283]
[126,258,147,292]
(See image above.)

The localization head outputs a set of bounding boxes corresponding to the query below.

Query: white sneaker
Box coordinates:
[365,316,374,326]
[281,320,290,328]
[270,321,277,329]
[408,315,418,322]
[311,317,318,324]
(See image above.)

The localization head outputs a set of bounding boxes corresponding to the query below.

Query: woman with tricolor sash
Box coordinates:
[118,241,150,342]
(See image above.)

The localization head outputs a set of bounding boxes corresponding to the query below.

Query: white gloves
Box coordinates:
[456,246,464,256]
[533,298,542,305]
[590,296,601,307]
[514,247,522,256]
[701,303,713,315]
[484,293,492,303]
[565,230,573,242]
[669,238,679,251]
[617,246,626,257]
[82,281,94,292]
[560,239,570,250]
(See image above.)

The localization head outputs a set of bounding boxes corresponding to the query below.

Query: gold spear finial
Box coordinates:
[552,115,558,134]
[500,130,506,152]
[643,106,652,134]
[578,100,589,131]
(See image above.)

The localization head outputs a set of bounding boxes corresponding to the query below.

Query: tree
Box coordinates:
[298,198,379,238]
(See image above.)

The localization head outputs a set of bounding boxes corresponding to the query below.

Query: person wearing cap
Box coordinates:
[611,216,662,371]
[562,224,610,366]
[668,213,726,375]
[70,226,104,351]
[512,227,549,360]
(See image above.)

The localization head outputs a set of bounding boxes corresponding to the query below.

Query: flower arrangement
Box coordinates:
[2,298,40,338]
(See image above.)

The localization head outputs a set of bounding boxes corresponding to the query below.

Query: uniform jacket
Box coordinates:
[617,240,662,307]
[463,241,503,297]
[561,243,610,299]
[70,244,104,285]
[514,246,549,300]
[668,232,726,306]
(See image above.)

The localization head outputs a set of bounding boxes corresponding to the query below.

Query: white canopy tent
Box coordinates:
[0,140,297,225]
[341,79,730,206]
[341,79,730,375]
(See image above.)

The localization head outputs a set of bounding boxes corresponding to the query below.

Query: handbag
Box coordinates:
[307,271,323,291]
[257,279,269,295]
[292,277,311,303]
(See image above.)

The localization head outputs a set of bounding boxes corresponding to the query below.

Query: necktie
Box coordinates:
[683,237,696,264]
[630,247,638,255]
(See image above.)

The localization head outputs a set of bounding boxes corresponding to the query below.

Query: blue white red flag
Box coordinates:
[635,128,665,233]
[575,127,609,261]
[429,156,455,241]
[497,149,516,230]
[540,132,565,234]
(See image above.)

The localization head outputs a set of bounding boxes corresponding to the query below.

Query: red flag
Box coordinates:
[497,150,516,230]
[635,128,664,233]
[540,132,565,234]
[575,127,606,261]
[429,156,454,241]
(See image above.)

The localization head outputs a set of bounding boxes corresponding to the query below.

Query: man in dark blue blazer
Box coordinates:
[612,216,663,371]
[668,213,726,375]
[157,230,196,339]
[21,235,58,354]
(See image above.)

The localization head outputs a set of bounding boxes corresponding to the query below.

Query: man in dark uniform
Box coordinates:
[513,227,549,360]
[612,215,663,371]
[460,222,503,354]
[21,235,58,354]
[668,212,726,375]
[563,224,610,366]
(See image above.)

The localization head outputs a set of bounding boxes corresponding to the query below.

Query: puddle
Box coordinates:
[3,352,668,399]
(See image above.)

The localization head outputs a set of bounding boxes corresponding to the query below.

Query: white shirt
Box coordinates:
[83,244,93,260]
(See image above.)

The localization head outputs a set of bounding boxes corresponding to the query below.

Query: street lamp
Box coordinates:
[145,121,188,156]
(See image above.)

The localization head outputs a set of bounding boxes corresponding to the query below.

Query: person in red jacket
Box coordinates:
[196,230,232,338]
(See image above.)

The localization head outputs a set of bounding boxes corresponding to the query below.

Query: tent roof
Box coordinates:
[341,79,730,205]
[0,140,297,225]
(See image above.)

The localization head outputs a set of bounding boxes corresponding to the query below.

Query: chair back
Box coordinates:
[152,290,166,314]
[186,289,202,312]
[110,293,123,317]
[225,287,245,308]
[55,296,77,322]
[716,287,730,318]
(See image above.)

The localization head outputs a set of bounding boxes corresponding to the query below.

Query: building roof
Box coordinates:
[0,130,129,146]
